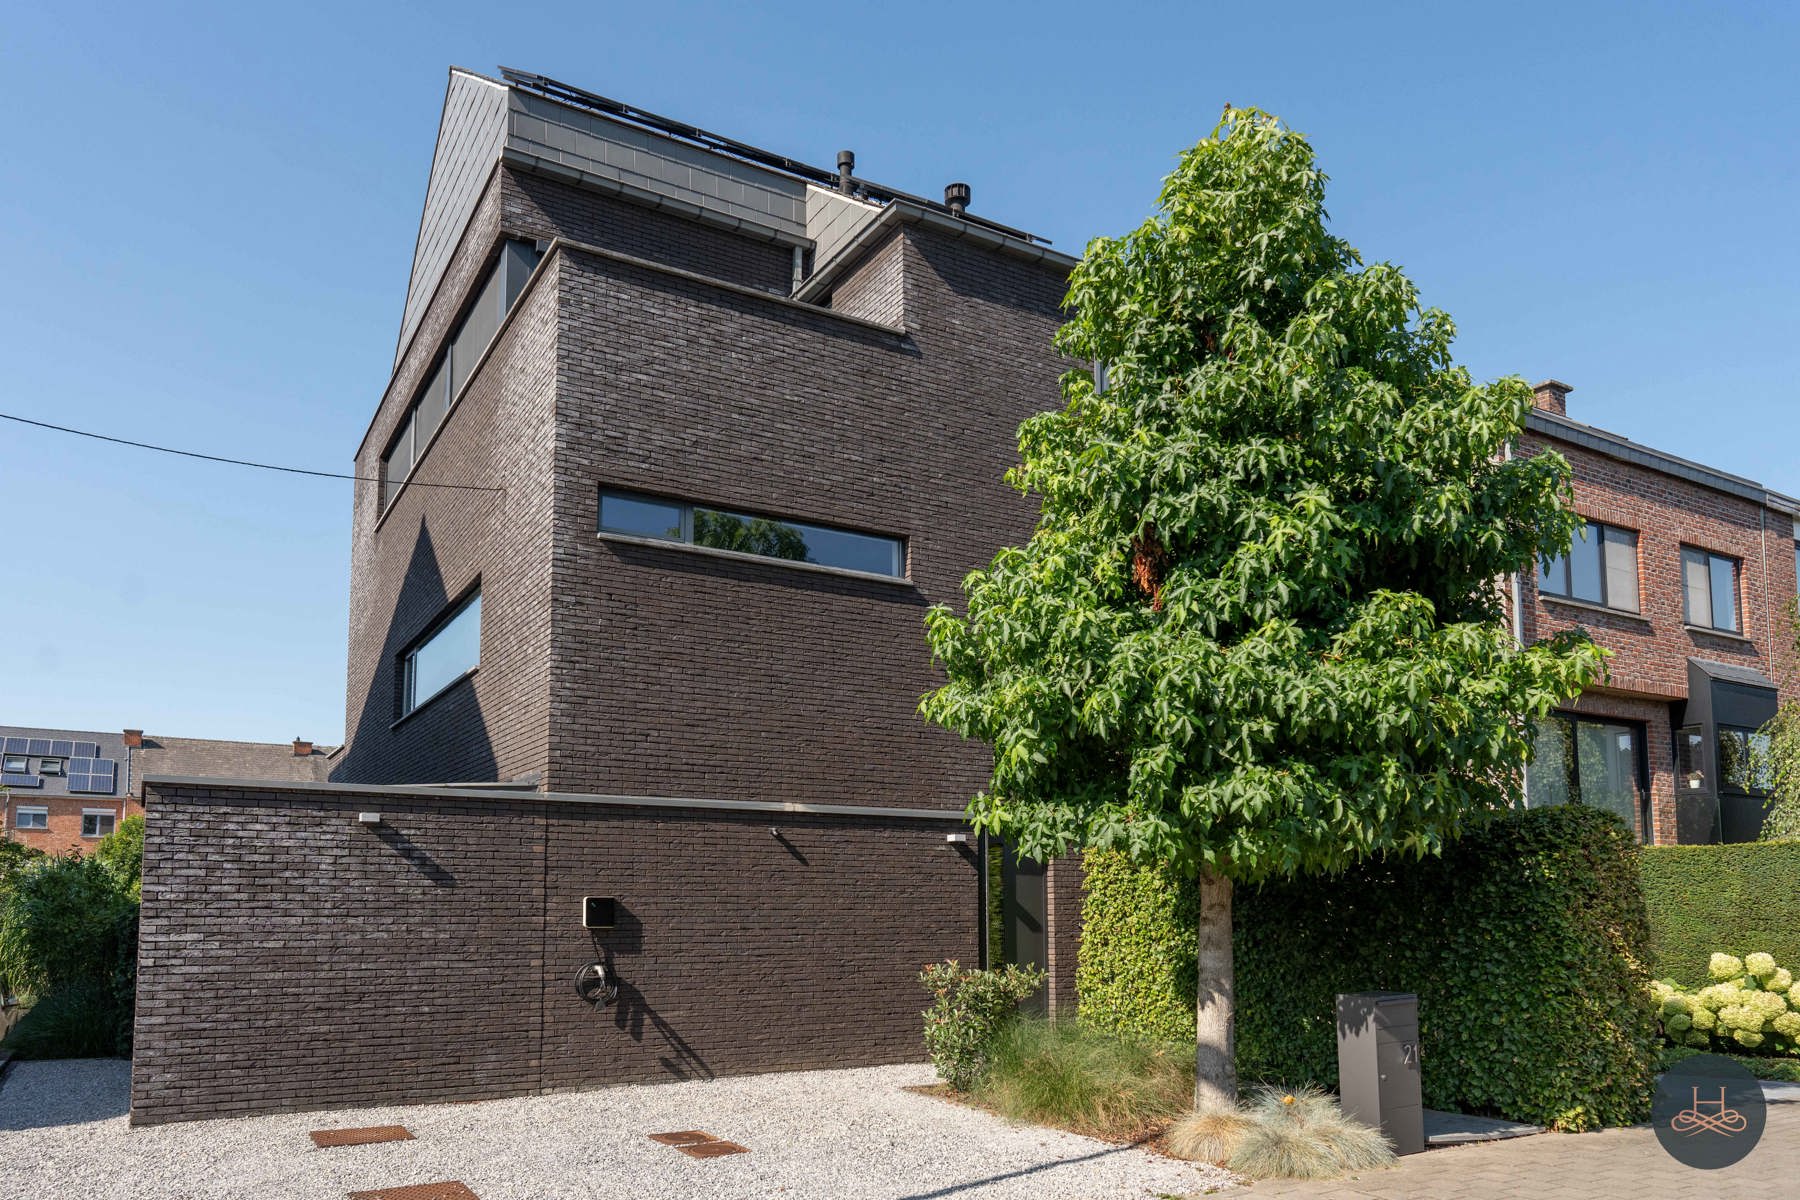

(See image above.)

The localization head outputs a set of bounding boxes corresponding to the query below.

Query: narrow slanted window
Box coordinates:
[599,489,905,578]
[380,239,544,511]
[1681,546,1739,632]
[1537,520,1639,612]
[402,590,481,716]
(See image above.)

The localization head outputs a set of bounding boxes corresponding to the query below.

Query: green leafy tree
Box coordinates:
[693,509,809,562]
[1759,600,1800,840]
[95,814,145,899]
[921,109,1606,1108]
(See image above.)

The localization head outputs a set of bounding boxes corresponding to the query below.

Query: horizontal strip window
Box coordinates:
[599,489,905,578]
[1537,520,1638,612]
[1682,545,1740,633]
[13,807,48,830]
[401,588,481,718]
[381,239,543,510]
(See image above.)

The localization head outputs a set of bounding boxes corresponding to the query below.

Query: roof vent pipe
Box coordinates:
[837,150,855,194]
[945,182,971,216]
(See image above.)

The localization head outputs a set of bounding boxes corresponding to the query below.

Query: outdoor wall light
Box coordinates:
[357,812,382,826]
[945,832,972,844]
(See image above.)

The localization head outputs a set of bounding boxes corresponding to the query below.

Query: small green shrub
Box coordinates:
[973,1019,1192,1139]
[0,850,139,1058]
[1,980,119,1059]
[0,854,135,997]
[1641,841,1800,986]
[1651,950,1800,1057]
[95,815,144,899]
[1080,806,1658,1130]
[919,961,1045,1091]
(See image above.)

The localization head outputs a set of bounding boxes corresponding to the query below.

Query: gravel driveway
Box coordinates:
[0,1059,1236,1199]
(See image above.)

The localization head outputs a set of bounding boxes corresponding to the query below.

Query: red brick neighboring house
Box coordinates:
[1512,381,1799,844]
[1,728,334,854]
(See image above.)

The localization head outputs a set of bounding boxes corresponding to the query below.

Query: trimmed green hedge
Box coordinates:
[1641,841,1800,988]
[1079,806,1658,1130]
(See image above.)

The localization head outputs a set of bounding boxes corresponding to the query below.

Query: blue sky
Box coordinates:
[2,1,1795,744]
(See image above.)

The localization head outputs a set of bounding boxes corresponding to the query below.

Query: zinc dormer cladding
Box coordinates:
[396,67,882,365]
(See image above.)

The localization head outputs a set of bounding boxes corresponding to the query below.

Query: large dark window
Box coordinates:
[402,589,481,717]
[1681,546,1739,632]
[1717,725,1772,794]
[381,239,544,509]
[1537,520,1639,611]
[599,489,906,579]
[1527,713,1651,841]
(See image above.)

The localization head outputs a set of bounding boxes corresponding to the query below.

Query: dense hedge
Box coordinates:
[1079,806,1659,1130]
[1641,841,1800,987]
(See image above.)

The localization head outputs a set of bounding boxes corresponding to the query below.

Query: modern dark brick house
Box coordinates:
[132,67,1078,1124]
[1513,380,1799,845]
[130,69,1795,1126]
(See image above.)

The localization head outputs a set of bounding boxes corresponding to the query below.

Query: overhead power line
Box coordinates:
[0,411,504,493]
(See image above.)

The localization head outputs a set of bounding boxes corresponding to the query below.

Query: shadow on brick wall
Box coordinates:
[333,516,498,787]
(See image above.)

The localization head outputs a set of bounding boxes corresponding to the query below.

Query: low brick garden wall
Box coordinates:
[131,779,978,1124]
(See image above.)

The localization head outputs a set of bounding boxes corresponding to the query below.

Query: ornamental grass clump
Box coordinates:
[1166,1087,1395,1180]
[971,1019,1193,1140]
[1651,952,1800,1056]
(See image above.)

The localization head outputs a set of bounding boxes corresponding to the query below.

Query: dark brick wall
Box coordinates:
[827,226,907,326]
[132,780,977,1124]
[501,167,793,297]
[336,252,559,788]
[341,180,1070,806]
[544,227,1067,808]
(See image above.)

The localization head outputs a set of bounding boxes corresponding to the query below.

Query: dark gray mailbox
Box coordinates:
[1336,991,1424,1155]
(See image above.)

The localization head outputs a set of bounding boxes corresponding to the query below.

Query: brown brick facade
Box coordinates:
[1515,423,1797,844]
[131,779,977,1125]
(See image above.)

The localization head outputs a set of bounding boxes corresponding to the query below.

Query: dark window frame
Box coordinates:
[1528,711,1653,843]
[597,488,908,580]
[1681,545,1741,632]
[1537,519,1640,612]
[398,585,483,720]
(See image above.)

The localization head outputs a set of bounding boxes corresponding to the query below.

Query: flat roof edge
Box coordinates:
[140,775,968,822]
[1526,409,1774,505]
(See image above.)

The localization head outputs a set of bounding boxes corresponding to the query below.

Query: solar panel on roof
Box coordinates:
[25,739,51,757]
[1,772,42,789]
[1,737,27,755]
[68,759,117,795]
[74,741,99,758]
[49,739,74,757]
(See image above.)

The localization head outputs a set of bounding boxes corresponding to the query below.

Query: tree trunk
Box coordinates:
[1194,868,1236,1111]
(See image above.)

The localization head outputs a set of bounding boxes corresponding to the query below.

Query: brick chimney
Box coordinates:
[122,729,143,748]
[292,739,313,757]
[1532,379,1572,417]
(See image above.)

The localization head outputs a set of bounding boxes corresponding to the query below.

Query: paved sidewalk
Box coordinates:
[1246,1101,1798,1200]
